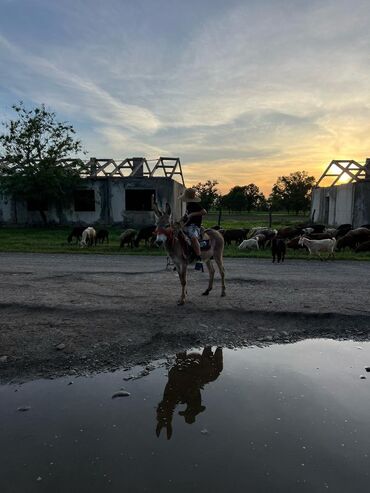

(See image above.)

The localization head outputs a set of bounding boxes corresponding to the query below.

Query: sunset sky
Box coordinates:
[0,0,369,194]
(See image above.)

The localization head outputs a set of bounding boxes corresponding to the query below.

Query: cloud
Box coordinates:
[0,0,370,192]
[0,34,161,133]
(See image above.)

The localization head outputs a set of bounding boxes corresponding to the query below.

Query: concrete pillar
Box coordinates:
[90,157,98,176]
[132,157,144,177]
[365,158,370,180]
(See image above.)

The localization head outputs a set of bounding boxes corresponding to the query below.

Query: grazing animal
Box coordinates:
[67,226,85,244]
[355,240,370,253]
[95,229,109,244]
[298,236,336,260]
[360,224,370,230]
[119,229,137,248]
[308,233,335,240]
[287,236,307,250]
[247,228,277,241]
[134,225,156,247]
[324,228,337,237]
[277,227,303,240]
[156,347,223,439]
[302,227,314,235]
[335,224,352,238]
[80,227,96,247]
[153,200,225,305]
[238,238,259,250]
[222,228,248,246]
[254,233,267,249]
[336,228,370,251]
[271,238,286,263]
[310,224,326,233]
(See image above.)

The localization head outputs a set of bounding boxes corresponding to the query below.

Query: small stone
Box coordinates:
[123,376,133,381]
[365,367,370,373]
[200,429,209,435]
[55,343,66,351]
[36,476,42,482]
[0,355,8,363]
[17,406,31,412]
[68,381,73,385]
[360,375,366,379]
[112,391,130,398]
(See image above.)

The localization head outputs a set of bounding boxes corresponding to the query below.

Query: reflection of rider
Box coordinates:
[156,347,223,440]
[179,188,207,261]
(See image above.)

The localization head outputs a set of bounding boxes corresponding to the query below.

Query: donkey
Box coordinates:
[156,347,223,439]
[153,200,226,305]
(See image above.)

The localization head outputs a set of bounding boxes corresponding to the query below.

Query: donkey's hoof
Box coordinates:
[202,290,210,296]
[177,299,185,306]
[221,292,226,297]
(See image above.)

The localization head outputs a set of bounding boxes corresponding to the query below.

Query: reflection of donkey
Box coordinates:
[156,347,223,440]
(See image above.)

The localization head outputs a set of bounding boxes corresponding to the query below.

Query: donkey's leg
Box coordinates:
[214,254,226,297]
[177,264,187,305]
[202,259,215,296]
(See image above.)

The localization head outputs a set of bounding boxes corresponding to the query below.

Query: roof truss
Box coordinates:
[0,156,185,186]
[316,160,366,187]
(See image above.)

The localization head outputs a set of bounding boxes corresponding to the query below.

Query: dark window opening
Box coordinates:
[125,189,155,211]
[27,197,48,211]
[74,190,95,212]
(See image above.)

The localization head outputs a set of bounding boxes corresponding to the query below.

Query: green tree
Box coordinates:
[221,184,265,212]
[269,171,315,214]
[192,180,220,211]
[0,102,84,223]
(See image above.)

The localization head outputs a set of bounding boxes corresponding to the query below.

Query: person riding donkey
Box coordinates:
[178,188,207,267]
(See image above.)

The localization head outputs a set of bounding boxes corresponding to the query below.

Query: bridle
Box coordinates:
[155,225,175,247]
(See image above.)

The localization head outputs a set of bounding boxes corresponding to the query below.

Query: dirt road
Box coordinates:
[1,253,369,381]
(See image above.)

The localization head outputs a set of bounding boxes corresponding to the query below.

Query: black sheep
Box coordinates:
[271,238,286,263]
[96,229,109,245]
[67,226,85,244]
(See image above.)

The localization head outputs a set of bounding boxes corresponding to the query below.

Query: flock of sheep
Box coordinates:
[227,222,370,261]
[67,225,156,248]
[67,222,370,261]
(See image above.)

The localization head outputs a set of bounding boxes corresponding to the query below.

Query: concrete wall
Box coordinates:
[0,177,185,227]
[353,181,370,226]
[311,181,370,227]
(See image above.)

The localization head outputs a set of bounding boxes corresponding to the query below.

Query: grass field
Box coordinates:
[0,222,369,261]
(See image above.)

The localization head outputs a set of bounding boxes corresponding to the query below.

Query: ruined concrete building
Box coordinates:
[311,158,370,227]
[0,157,186,227]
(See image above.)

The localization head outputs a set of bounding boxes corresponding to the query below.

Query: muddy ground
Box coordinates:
[0,252,369,382]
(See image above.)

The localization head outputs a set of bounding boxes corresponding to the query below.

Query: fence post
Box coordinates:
[217,208,222,226]
[268,209,272,228]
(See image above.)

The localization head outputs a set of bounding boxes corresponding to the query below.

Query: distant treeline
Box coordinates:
[193,171,315,215]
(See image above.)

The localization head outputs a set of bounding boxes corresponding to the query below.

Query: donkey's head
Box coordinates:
[152,197,172,247]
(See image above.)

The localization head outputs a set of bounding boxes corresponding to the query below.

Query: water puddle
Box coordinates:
[2,339,370,492]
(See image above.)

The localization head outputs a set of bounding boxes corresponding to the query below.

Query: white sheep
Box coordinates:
[298,236,336,260]
[238,238,259,250]
[80,227,96,247]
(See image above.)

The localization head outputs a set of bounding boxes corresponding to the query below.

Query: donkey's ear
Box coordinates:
[152,195,162,217]
[166,422,173,440]
[165,202,172,216]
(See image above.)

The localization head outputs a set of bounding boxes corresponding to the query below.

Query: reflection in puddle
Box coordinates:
[2,339,370,493]
[156,347,223,439]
